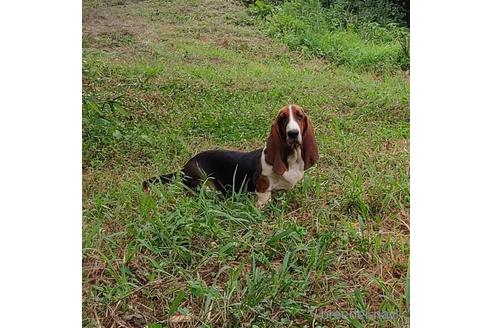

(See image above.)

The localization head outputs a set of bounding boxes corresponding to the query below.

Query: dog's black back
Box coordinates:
[143,149,263,194]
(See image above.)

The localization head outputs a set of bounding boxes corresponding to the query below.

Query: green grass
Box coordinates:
[253,0,410,72]
[83,0,409,326]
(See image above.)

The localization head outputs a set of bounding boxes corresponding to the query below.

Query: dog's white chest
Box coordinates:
[261,147,304,191]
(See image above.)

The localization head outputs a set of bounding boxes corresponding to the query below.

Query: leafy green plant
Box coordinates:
[248,0,275,18]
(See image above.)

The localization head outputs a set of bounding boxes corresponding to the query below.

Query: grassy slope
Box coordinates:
[261,0,410,72]
[83,0,409,327]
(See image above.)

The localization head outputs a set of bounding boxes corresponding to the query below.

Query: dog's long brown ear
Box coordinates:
[265,120,287,176]
[302,115,319,170]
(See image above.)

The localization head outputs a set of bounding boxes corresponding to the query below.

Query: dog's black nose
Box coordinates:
[288,130,299,139]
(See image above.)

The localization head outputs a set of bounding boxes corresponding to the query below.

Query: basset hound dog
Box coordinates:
[143,104,319,207]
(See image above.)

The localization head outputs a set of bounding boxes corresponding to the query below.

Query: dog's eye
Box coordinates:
[296,112,304,120]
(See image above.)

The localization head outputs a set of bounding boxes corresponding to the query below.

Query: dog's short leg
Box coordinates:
[255,191,271,208]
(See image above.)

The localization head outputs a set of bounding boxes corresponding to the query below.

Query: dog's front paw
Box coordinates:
[256,201,266,209]
[255,191,271,209]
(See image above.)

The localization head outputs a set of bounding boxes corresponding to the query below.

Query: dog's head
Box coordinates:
[265,104,319,175]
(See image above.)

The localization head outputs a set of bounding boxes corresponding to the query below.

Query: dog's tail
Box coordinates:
[142,172,179,192]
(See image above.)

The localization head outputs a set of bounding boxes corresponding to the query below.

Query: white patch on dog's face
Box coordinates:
[286,104,302,144]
